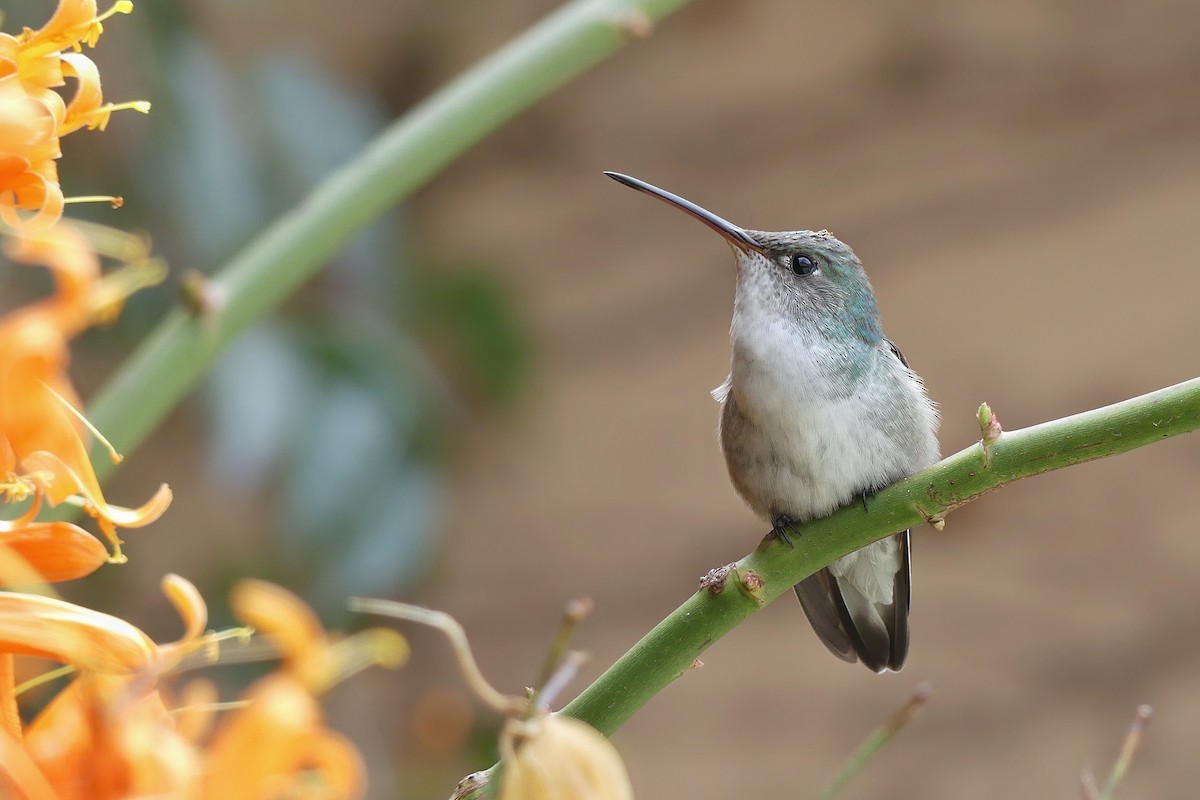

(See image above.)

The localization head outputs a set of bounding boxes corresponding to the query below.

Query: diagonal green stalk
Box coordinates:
[85,0,694,473]
[455,377,1200,798]
[1099,704,1153,799]
[817,683,931,800]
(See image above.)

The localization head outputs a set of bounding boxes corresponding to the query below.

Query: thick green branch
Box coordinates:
[565,377,1199,729]
[458,377,1200,797]
[85,0,693,473]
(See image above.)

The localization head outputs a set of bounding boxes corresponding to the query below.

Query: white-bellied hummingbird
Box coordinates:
[606,171,940,672]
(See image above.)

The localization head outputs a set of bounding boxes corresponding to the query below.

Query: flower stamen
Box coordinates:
[96,1,135,24]
[13,664,74,697]
[63,195,123,208]
[77,99,150,131]
[170,699,251,717]
[0,475,40,505]
[77,1,135,48]
[306,629,410,696]
[59,218,151,261]
[88,257,168,324]
[39,380,123,465]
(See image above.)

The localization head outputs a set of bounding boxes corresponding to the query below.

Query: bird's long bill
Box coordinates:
[604,172,765,253]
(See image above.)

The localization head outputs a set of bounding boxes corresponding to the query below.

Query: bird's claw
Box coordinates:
[771,515,800,548]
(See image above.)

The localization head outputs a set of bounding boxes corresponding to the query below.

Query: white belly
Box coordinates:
[715,347,937,607]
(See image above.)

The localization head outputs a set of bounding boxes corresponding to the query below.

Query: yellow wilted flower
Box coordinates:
[498,715,634,800]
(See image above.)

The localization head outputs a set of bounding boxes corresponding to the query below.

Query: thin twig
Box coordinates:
[534,597,594,691]
[348,597,518,715]
[532,650,588,712]
[817,683,933,800]
[1099,704,1153,800]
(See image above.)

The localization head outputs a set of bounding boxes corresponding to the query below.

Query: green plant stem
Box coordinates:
[457,377,1200,798]
[817,683,931,800]
[85,0,693,473]
[1100,704,1153,800]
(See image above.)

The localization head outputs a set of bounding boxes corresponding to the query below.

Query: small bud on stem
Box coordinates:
[977,402,1003,467]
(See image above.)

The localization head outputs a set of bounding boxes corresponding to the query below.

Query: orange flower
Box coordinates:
[0,0,163,579]
[0,0,145,229]
[0,222,171,567]
[1,582,408,800]
[0,73,62,229]
[19,0,115,53]
[23,673,202,800]
[0,577,405,800]
[202,674,365,800]
[202,581,408,800]
[14,575,209,800]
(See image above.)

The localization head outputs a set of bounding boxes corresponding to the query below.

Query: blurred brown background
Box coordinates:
[47,0,1200,797]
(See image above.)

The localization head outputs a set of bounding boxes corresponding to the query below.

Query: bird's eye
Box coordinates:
[790,254,817,276]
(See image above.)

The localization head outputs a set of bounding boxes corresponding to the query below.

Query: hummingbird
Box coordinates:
[606,171,940,672]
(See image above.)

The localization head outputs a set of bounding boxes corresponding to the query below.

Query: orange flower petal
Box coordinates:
[21,677,98,793]
[230,580,324,667]
[113,685,203,797]
[157,573,208,669]
[0,592,156,673]
[4,221,99,323]
[18,450,114,540]
[22,0,99,51]
[25,673,201,799]
[0,655,18,741]
[57,52,102,135]
[96,483,172,529]
[0,434,15,475]
[298,729,366,800]
[0,34,18,76]
[0,78,56,159]
[303,628,410,696]
[0,521,107,582]
[0,76,64,230]
[0,724,57,800]
[162,574,207,644]
[0,170,63,230]
[202,674,322,800]
[173,678,218,744]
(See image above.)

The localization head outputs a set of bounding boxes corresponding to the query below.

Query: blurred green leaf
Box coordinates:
[417,266,531,408]
[207,323,312,486]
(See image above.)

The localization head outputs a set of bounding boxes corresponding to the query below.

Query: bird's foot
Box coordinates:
[859,483,887,512]
[770,515,800,548]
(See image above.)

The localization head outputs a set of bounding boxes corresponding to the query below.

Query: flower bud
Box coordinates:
[498,715,633,800]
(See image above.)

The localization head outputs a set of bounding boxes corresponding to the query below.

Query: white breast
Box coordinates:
[723,318,933,505]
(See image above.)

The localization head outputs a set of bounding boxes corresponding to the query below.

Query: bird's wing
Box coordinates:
[885,337,909,367]
[793,569,858,663]
[796,531,911,672]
